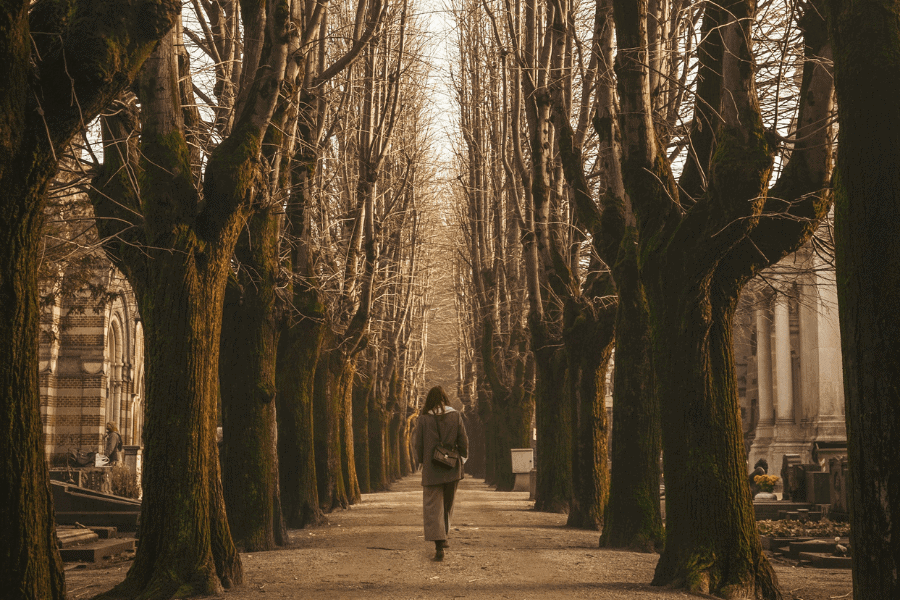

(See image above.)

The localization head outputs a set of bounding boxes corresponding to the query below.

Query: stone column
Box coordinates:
[756,306,774,427]
[774,293,794,424]
[112,362,122,428]
[748,300,775,470]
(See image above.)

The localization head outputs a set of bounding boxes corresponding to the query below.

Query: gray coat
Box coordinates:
[413,408,468,486]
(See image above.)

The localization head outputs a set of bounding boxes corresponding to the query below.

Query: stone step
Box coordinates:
[760,536,813,553]
[797,551,852,569]
[778,510,823,521]
[787,538,850,559]
[59,538,135,563]
[88,526,118,539]
[56,511,139,531]
[753,501,817,521]
[56,528,99,548]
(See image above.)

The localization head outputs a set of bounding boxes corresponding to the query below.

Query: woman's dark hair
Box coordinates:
[754,458,768,473]
[422,386,449,414]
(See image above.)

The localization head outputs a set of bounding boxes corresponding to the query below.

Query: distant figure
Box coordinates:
[105,422,123,465]
[412,386,468,561]
[748,458,768,496]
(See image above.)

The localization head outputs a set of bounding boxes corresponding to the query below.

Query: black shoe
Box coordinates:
[439,540,449,549]
[434,547,444,561]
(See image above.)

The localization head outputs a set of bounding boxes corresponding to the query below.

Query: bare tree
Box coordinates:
[609,0,834,595]
[0,2,179,598]
[87,1,291,593]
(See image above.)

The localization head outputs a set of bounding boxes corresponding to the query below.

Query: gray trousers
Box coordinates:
[423,480,459,541]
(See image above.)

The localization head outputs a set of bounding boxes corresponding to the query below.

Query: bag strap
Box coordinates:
[432,412,454,448]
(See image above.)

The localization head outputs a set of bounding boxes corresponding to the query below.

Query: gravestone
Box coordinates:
[780,454,802,500]
[785,463,823,502]
[828,456,849,520]
[805,471,831,504]
[813,440,847,469]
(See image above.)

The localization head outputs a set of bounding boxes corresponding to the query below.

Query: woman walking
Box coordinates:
[413,386,468,561]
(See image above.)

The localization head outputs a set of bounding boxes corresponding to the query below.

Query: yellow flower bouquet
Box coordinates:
[754,474,779,493]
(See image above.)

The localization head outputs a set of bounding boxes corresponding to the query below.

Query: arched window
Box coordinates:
[106,319,124,430]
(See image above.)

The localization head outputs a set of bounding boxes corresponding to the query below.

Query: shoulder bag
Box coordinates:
[431,413,460,469]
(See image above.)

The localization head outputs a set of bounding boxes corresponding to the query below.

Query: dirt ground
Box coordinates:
[66,476,853,600]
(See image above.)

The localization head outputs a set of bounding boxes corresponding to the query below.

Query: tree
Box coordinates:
[0,2,178,598]
[551,0,669,550]
[87,1,291,594]
[451,0,535,491]
[501,0,616,522]
[275,0,385,522]
[825,1,900,597]
[610,0,834,595]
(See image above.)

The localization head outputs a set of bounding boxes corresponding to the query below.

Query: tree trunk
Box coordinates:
[0,185,66,599]
[478,318,533,491]
[220,207,286,551]
[479,395,498,486]
[493,382,534,492]
[353,373,373,493]
[462,407,486,478]
[827,2,900,596]
[601,242,663,551]
[116,251,243,598]
[338,359,361,504]
[314,346,350,511]
[276,290,326,527]
[532,324,572,513]
[564,297,615,530]
[647,280,778,598]
[89,0,290,592]
[398,411,413,476]
[388,412,402,481]
[610,0,833,593]
[368,389,389,491]
[0,2,178,596]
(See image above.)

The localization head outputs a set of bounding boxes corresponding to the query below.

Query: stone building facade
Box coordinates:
[39,264,145,462]
[735,242,846,480]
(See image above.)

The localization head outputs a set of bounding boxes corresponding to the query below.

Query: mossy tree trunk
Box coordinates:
[313,345,350,511]
[549,0,663,550]
[398,414,412,477]
[826,1,900,596]
[564,289,616,530]
[368,388,390,491]
[220,206,286,551]
[601,242,663,551]
[531,324,572,513]
[338,359,361,503]
[0,3,178,598]
[0,181,66,600]
[353,371,373,493]
[388,410,403,481]
[88,6,291,594]
[116,237,244,598]
[275,285,326,527]
[610,0,834,595]
[647,275,775,597]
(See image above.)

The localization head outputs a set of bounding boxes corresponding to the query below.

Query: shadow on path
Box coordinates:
[66,474,852,599]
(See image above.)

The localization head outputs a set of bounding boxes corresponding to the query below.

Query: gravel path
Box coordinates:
[67,475,853,599]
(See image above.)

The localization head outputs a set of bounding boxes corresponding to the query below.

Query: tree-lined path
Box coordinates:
[67,477,851,600]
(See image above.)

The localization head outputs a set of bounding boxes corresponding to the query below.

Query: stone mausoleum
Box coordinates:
[734,239,846,484]
[39,262,145,467]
